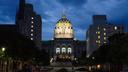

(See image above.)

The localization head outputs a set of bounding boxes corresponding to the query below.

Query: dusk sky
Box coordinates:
[0,0,128,40]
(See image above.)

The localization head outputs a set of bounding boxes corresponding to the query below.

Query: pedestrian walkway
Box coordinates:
[51,62,72,67]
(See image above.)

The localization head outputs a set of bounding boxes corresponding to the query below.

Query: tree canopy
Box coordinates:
[0,29,50,65]
[91,33,128,64]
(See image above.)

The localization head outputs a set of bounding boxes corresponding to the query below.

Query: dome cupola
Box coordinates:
[54,15,74,38]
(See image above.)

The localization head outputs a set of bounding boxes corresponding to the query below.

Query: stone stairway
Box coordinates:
[51,62,72,67]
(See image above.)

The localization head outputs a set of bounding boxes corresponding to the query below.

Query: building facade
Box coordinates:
[53,15,74,61]
[86,15,124,57]
[74,40,86,57]
[16,0,42,41]
[42,15,86,63]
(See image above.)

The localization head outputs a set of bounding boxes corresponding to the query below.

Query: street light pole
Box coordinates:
[0,47,6,72]
[2,47,6,52]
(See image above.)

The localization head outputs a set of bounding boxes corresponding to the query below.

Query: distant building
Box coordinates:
[86,15,124,57]
[16,0,42,41]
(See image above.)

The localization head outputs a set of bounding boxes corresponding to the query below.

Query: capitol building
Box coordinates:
[42,15,86,64]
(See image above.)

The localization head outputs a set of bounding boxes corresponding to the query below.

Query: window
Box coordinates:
[98,40,100,44]
[97,31,100,34]
[31,17,34,19]
[31,33,33,36]
[62,47,66,53]
[31,29,34,32]
[96,40,98,43]
[104,33,106,36]
[104,41,106,44]
[68,48,72,53]
[31,21,34,24]
[114,26,117,30]
[103,28,106,31]
[31,25,34,28]
[98,36,100,39]
[56,48,60,53]
[30,38,33,40]
[104,37,106,40]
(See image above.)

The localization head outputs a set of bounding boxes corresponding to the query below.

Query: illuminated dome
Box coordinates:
[54,15,74,38]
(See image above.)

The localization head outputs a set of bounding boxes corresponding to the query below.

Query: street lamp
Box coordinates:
[0,47,6,71]
[0,47,6,57]
[2,47,6,52]
[97,64,101,69]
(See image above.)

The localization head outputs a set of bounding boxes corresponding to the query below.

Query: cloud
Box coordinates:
[74,28,86,40]
[18,0,128,40]
[57,0,87,7]
[0,0,18,24]
[42,25,54,40]
[0,0,128,40]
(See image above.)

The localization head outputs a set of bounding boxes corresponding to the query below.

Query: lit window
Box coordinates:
[104,33,106,35]
[31,29,34,32]
[104,37,106,40]
[31,21,34,24]
[62,47,66,53]
[68,48,72,53]
[104,42,106,44]
[56,48,60,53]
[103,28,106,31]
[97,31,100,34]
[96,40,98,43]
[98,40,100,43]
[30,38,33,40]
[114,26,117,30]
[31,33,33,36]
[98,36,100,39]
[31,25,34,28]
[31,17,34,19]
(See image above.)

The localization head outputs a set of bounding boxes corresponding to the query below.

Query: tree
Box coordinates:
[34,49,50,66]
[91,33,128,64]
[0,29,37,61]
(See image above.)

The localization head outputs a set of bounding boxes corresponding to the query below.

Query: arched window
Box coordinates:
[68,48,72,53]
[62,47,66,53]
[56,48,60,53]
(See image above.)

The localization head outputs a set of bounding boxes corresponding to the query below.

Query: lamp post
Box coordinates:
[2,47,6,52]
[0,47,6,58]
[0,47,6,72]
